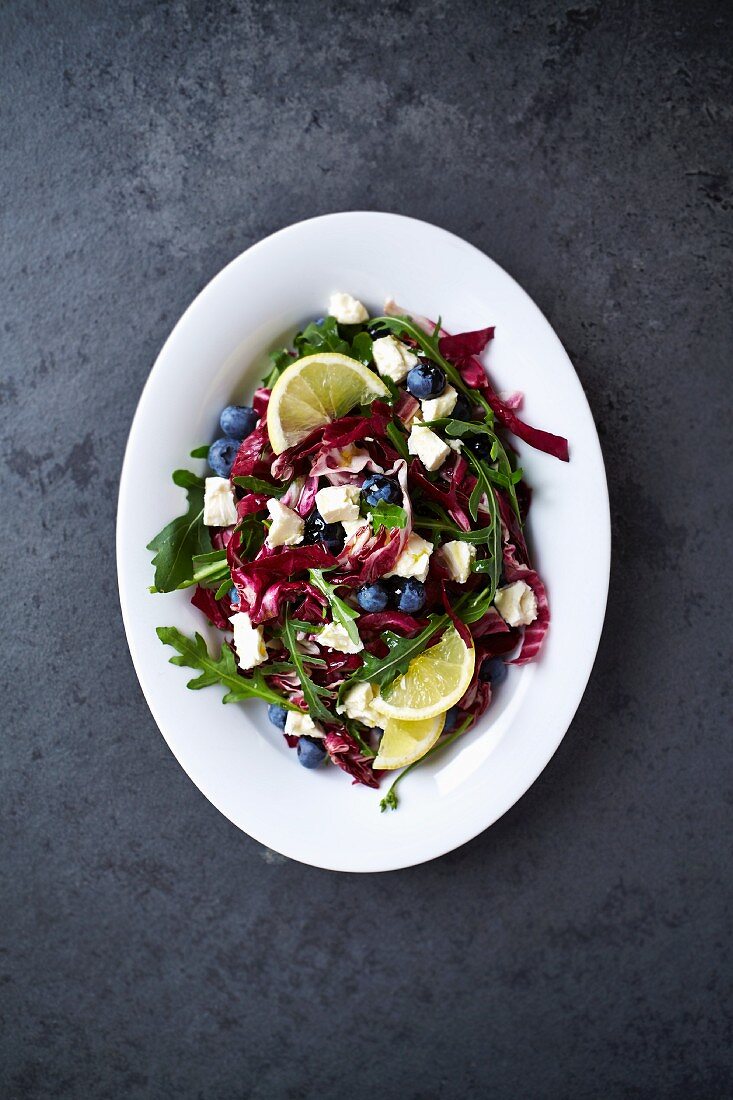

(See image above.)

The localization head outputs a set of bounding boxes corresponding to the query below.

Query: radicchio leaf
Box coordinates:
[191,585,230,631]
[502,538,550,665]
[323,729,380,789]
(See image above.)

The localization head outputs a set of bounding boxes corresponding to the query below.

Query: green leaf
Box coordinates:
[232,474,285,497]
[156,626,297,708]
[308,569,361,648]
[412,516,495,546]
[190,444,210,459]
[280,609,334,723]
[236,514,267,560]
[347,615,448,693]
[176,548,231,590]
[262,347,294,387]
[386,421,410,460]
[294,316,350,357]
[215,578,233,600]
[147,470,211,592]
[443,420,521,519]
[369,501,407,532]
[464,452,502,607]
[350,331,374,366]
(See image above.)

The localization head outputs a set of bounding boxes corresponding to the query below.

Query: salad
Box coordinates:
[149,293,569,811]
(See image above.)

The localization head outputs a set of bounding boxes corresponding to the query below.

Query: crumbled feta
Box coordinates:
[265,499,304,547]
[336,682,383,728]
[421,384,458,422]
[284,710,323,738]
[372,335,418,384]
[318,621,364,654]
[230,612,267,670]
[439,540,476,584]
[384,532,434,582]
[342,518,371,541]
[447,438,463,452]
[315,484,361,524]
[203,477,238,527]
[328,292,369,324]
[407,424,451,472]
[494,580,538,627]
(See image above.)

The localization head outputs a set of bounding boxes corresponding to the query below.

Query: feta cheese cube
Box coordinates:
[284,710,323,738]
[231,612,267,670]
[439,540,476,584]
[421,384,458,422]
[336,682,383,728]
[315,484,361,524]
[342,518,371,541]
[318,621,364,654]
[407,424,451,472]
[384,532,434,583]
[265,499,304,547]
[203,477,238,527]
[372,335,419,384]
[494,580,538,627]
[328,292,369,324]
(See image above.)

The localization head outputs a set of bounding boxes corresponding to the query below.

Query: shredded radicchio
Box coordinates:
[324,729,380,788]
[438,328,570,462]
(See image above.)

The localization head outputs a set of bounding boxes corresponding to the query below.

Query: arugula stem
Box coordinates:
[379,717,472,812]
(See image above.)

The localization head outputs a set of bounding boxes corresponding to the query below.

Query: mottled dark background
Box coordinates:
[1,0,731,1096]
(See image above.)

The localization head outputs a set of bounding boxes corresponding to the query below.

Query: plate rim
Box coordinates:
[117,210,611,873]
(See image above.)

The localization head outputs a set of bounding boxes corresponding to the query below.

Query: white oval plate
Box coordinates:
[117,212,610,873]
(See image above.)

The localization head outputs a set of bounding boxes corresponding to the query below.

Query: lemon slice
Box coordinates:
[266,353,389,454]
[373,626,475,722]
[373,713,446,771]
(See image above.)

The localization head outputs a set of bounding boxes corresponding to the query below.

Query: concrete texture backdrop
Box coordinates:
[1,1,731,1097]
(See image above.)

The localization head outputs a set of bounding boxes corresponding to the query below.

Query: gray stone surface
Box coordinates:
[1,0,731,1096]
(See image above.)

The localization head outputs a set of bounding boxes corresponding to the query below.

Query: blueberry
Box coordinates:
[452,393,474,422]
[444,705,459,732]
[220,404,258,440]
[406,361,446,399]
[480,657,508,685]
[228,586,240,606]
[303,510,343,554]
[361,474,401,507]
[268,703,288,730]
[208,437,240,477]
[297,736,327,768]
[357,581,389,613]
[388,577,426,614]
[367,322,390,340]
[465,434,493,460]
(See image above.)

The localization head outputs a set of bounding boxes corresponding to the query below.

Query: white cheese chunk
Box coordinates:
[421,384,458,422]
[265,499,304,547]
[342,518,371,541]
[328,292,369,324]
[494,580,538,627]
[284,710,323,738]
[318,621,364,654]
[447,438,463,452]
[372,335,418,383]
[230,611,267,670]
[384,532,434,583]
[315,484,361,524]
[336,682,383,729]
[439,540,477,584]
[407,424,451,472]
[203,477,238,527]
